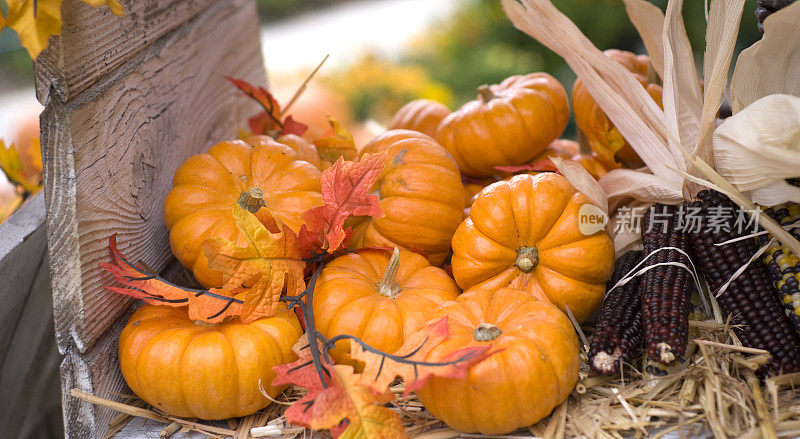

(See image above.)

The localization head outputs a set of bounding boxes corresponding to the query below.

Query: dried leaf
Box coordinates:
[3,0,122,59]
[282,115,308,137]
[622,0,665,77]
[226,77,283,135]
[0,137,42,193]
[350,316,491,396]
[730,2,800,114]
[274,338,407,439]
[550,157,608,214]
[100,234,243,324]
[202,205,305,323]
[299,152,385,254]
[713,94,800,203]
[314,118,358,165]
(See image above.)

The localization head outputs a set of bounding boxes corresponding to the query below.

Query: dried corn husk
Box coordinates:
[502,0,800,257]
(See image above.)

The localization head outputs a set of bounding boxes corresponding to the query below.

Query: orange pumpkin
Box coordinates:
[347,130,465,265]
[119,304,303,420]
[572,49,663,168]
[313,247,459,365]
[451,173,614,322]
[389,99,451,138]
[246,134,323,170]
[164,138,321,287]
[436,73,569,177]
[416,287,580,435]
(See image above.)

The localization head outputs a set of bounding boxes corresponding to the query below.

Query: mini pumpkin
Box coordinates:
[347,130,465,265]
[451,172,614,322]
[164,138,321,287]
[416,287,580,435]
[247,134,323,170]
[572,49,663,168]
[389,99,451,138]
[119,304,303,420]
[313,247,459,365]
[436,73,569,177]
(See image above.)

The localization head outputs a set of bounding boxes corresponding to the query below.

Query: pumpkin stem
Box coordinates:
[515,246,539,273]
[237,187,265,213]
[474,323,502,342]
[477,85,498,103]
[376,247,402,299]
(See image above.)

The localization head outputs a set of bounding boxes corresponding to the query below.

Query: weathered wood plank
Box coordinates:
[0,191,62,438]
[37,0,266,356]
[0,192,47,365]
[35,0,220,105]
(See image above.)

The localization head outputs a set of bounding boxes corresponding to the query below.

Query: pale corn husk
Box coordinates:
[502,0,800,257]
[729,2,800,114]
[714,94,800,205]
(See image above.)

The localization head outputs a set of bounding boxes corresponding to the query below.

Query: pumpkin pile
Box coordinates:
[98,60,627,436]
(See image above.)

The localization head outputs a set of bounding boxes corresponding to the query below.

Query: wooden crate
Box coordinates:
[33,0,266,436]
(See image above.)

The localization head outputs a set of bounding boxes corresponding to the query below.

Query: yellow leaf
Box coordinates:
[80,0,124,16]
[202,205,305,323]
[4,0,63,59]
[5,0,124,60]
[0,139,41,193]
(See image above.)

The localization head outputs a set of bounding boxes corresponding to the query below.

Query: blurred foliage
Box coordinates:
[404,0,762,108]
[326,55,453,123]
[255,0,349,21]
[0,22,35,90]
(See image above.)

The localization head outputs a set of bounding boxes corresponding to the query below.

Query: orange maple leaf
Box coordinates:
[100,234,243,323]
[226,77,283,134]
[274,340,407,439]
[314,118,358,166]
[202,205,305,323]
[350,316,492,395]
[299,152,385,255]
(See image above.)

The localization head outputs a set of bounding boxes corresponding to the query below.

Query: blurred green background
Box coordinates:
[0,0,762,124]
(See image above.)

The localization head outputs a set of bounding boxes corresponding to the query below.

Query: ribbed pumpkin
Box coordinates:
[572,49,663,168]
[347,130,465,265]
[416,287,580,435]
[164,138,321,287]
[451,173,614,322]
[118,305,303,420]
[436,73,569,177]
[313,247,459,365]
[247,134,323,170]
[389,99,451,138]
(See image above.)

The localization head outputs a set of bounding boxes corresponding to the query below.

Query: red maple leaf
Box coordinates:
[298,152,386,256]
[226,76,283,135]
[281,115,308,137]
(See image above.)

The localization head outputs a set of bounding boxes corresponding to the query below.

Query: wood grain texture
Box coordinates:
[35,0,219,105]
[36,0,266,436]
[38,0,265,356]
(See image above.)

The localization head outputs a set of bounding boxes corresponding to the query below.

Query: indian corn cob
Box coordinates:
[758,203,800,332]
[588,250,644,375]
[640,204,695,365]
[689,190,800,375]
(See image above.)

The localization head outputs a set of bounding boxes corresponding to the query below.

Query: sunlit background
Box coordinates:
[0,0,763,220]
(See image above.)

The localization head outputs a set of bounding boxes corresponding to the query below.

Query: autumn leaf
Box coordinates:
[350,316,492,395]
[100,234,243,324]
[281,115,308,137]
[0,138,42,193]
[299,152,385,255]
[274,341,407,439]
[202,205,305,323]
[3,0,122,60]
[314,118,358,165]
[226,76,284,135]
[495,158,559,174]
